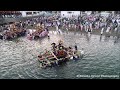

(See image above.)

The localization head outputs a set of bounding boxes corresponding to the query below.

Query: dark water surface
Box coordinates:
[0,31,120,79]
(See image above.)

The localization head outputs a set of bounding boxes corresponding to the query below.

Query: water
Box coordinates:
[0,31,120,79]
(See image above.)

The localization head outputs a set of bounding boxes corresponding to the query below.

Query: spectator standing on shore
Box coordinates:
[90,22,93,33]
[55,24,59,31]
[106,26,111,37]
[88,27,91,36]
[101,27,104,35]
[106,26,110,33]
[80,23,83,31]
[47,33,50,39]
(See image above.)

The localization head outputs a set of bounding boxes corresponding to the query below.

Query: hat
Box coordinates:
[51,43,56,45]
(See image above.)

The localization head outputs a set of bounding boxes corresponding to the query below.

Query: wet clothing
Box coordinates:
[74,45,78,51]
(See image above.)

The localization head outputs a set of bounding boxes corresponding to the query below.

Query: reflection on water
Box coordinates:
[99,35,102,42]
[0,30,120,79]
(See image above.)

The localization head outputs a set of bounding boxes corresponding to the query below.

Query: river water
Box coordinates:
[0,30,120,79]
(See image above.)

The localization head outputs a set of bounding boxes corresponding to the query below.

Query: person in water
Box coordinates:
[58,40,64,50]
[74,43,78,51]
[0,34,3,39]
[51,43,57,54]
[80,48,84,56]
[48,33,50,39]
[101,27,104,36]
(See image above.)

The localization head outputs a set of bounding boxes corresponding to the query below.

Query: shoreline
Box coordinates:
[0,26,120,38]
[48,27,120,37]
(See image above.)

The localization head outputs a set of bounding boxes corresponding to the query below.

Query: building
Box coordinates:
[0,11,22,24]
[61,11,80,18]
[20,11,44,17]
[0,11,21,18]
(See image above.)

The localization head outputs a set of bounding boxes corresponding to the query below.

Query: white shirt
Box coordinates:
[56,25,58,30]
[90,23,92,28]
[48,33,50,36]
[114,28,117,32]
[101,28,104,34]
[106,27,110,32]
[80,50,84,55]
